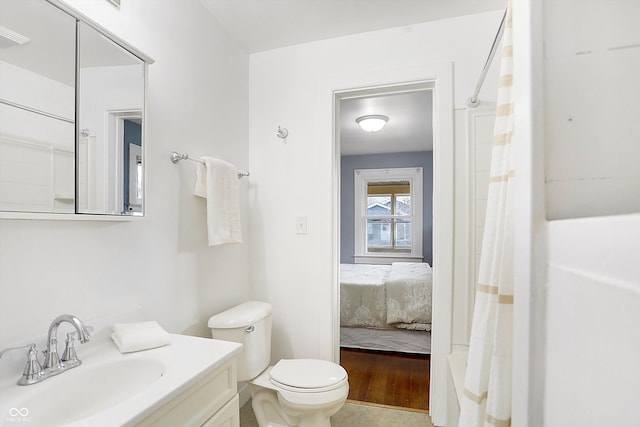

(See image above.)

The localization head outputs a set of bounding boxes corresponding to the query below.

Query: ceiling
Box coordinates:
[3,1,503,156]
[200,0,504,156]
[199,0,506,54]
[340,90,433,156]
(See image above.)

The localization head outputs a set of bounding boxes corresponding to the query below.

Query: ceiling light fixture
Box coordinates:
[356,115,389,133]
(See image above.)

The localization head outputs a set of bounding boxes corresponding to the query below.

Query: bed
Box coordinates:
[340,261,433,354]
[340,262,433,331]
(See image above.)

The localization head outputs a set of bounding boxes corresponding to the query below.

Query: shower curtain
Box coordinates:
[459,2,514,426]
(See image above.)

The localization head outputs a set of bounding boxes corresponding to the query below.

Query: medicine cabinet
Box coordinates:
[0,0,153,217]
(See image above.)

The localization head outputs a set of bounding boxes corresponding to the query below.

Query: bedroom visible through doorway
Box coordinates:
[336,82,433,411]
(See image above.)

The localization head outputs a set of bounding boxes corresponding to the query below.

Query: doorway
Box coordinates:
[330,64,454,423]
[335,83,433,411]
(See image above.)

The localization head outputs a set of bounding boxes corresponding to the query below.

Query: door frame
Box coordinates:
[325,62,454,425]
[105,109,142,212]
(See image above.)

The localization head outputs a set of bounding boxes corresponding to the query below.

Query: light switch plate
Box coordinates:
[296,216,307,234]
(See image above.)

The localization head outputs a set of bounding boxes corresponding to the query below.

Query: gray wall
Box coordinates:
[340,151,433,264]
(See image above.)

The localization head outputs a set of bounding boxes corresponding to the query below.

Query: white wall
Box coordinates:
[0,0,250,350]
[544,0,640,219]
[539,1,640,425]
[510,1,640,424]
[248,10,503,363]
[545,215,640,426]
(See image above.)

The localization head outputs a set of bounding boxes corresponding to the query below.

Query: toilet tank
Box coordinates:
[208,301,272,382]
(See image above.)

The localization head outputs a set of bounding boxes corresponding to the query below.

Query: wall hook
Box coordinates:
[277,126,289,139]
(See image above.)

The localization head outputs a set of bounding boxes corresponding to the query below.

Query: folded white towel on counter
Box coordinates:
[194,157,243,246]
[111,321,171,353]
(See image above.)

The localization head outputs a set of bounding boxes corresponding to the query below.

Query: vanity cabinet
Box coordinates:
[136,357,239,427]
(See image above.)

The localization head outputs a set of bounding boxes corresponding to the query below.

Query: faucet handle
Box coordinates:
[61,336,77,364]
[61,325,93,367]
[61,333,80,366]
[0,344,44,386]
[0,343,37,360]
[66,325,94,342]
[19,345,44,385]
[66,325,94,339]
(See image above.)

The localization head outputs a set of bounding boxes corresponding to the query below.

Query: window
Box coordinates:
[354,168,423,264]
[366,185,411,252]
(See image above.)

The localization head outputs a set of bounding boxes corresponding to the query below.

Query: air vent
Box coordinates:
[0,25,30,48]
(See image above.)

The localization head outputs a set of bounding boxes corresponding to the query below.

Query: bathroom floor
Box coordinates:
[240,400,434,427]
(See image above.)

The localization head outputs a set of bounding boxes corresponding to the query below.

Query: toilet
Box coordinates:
[208,301,348,427]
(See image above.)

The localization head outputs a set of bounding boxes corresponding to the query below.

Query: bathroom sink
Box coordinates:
[0,332,242,427]
[11,358,165,427]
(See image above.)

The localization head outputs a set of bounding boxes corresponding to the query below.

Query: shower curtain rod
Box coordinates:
[467,9,507,108]
[170,151,249,179]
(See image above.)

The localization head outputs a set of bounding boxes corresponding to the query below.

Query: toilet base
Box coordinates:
[249,367,348,427]
[251,387,294,427]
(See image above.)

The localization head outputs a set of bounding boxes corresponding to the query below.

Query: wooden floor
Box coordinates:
[340,348,430,412]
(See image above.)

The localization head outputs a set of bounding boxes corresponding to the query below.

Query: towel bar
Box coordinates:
[170,151,249,179]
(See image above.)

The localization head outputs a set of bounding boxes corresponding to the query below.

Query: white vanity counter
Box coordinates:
[0,333,242,427]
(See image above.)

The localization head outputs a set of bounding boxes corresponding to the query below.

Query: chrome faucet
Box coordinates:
[0,314,91,386]
[43,314,91,373]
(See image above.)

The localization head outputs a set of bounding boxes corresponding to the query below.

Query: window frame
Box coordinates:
[354,167,423,264]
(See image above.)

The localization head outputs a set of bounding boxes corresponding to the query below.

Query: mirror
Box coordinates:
[0,0,149,216]
[0,0,76,213]
[77,22,145,215]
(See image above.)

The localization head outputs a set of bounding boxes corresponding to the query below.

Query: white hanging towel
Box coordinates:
[194,157,243,246]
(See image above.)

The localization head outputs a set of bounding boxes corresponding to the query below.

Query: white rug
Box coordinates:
[340,327,431,355]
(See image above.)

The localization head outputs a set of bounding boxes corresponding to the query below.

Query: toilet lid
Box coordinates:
[270,359,347,392]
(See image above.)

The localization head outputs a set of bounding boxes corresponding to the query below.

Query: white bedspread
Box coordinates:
[385,262,433,329]
[339,262,433,331]
[340,264,391,328]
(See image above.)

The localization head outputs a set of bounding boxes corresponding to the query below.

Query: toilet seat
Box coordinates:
[270,359,348,393]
